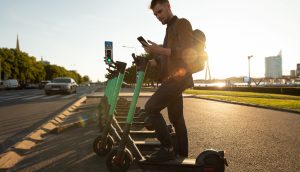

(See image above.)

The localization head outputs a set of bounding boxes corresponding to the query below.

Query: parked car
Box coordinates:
[25,83,39,89]
[39,80,51,89]
[3,79,19,89]
[0,81,5,90]
[44,77,77,95]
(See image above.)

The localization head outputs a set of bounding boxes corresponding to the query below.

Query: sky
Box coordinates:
[0,0,299,82]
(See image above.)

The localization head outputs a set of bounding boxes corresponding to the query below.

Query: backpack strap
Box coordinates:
[170,18,180,44]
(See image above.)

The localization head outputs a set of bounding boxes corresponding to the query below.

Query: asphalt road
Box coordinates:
[11,96,300,172]
[133,97,300,171]
[0,85,98,153]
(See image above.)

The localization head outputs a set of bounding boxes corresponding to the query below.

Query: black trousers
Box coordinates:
[145,75,191,157]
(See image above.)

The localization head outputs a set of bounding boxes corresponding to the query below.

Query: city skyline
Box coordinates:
[1,0,300,81]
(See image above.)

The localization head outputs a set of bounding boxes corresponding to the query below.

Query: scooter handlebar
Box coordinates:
[131,53,149,71]
[131,53,138,64]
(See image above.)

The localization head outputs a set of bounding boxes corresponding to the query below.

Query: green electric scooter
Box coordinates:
[93,61,127,156]
[105,54,228,172]
[97,66,119,131]
[94,56,169,156]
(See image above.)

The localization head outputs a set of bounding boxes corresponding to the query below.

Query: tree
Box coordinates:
[0,47,86,84]
[122,53,159,86]
[124,65,136,84]
[82,75,90,83]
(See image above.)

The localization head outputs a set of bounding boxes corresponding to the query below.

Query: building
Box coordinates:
[297,63,300,77]
[265,51,282,78]
[290,70,296,78]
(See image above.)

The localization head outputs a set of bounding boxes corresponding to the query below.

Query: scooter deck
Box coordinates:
[138,157,199,172]
[115,116,142,121]
[118,121,145,128]
[134,141,161,151]
[120,130,156,138]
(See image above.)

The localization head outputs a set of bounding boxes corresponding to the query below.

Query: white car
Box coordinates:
[44,77,77,95]
[3,79,19,89]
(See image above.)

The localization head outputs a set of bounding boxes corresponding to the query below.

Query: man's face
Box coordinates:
[152,3,171,25]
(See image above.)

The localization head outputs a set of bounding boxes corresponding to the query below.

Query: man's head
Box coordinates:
[150,0,173,25]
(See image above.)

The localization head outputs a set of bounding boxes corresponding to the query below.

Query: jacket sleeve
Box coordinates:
[171,18,194,60]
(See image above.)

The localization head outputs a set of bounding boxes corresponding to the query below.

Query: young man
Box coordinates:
[142,0,194,162]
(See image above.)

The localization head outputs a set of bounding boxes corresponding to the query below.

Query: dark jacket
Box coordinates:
[158,16,194,88]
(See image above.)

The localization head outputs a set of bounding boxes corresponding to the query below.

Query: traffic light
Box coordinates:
[105,49,112,64]
[104,41,113,64]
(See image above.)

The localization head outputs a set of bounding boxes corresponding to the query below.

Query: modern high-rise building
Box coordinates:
[290,70,296,78]
[265,51,282,78]
[296,63,300,77]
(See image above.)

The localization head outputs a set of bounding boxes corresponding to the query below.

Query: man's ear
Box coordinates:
[164,2,171,9]
[167,3,171,9]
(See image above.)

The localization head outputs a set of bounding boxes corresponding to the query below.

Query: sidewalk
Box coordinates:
[9,97,108,172]
[6,96,145,172]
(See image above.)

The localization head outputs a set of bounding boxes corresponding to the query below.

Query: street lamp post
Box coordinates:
[248,55,253,86]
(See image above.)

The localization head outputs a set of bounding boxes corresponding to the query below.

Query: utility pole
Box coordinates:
[248,55,253,86]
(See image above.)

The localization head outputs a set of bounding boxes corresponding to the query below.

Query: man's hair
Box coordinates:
[150,0,169,9]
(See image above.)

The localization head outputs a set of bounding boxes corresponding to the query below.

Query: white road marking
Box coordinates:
[61,94,76,99]
[41,95,61,100]
[23,95,46,100]
[0,95,22,99]
[1,95,34,101]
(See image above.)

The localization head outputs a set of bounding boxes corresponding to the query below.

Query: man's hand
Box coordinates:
[143,40,171,57]
[142,40,159,54]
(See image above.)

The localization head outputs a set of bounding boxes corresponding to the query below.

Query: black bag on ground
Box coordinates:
[196,149,228,172]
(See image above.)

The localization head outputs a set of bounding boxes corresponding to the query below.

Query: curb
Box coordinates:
[190,95,300,115]
[86,94,195,99]
[0,96,87,170]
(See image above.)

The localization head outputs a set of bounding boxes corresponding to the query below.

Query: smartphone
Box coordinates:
[137,36,149,46]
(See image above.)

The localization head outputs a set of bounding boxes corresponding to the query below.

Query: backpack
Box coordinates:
[196,149,228,172]
[172,19,208,74]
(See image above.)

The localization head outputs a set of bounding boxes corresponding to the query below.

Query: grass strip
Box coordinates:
[184,89,300,112]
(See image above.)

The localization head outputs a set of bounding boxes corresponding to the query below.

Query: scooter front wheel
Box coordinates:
[93,134,114,156]
[106,147,133,172]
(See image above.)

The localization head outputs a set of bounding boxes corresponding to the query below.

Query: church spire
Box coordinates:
[16,34,20,51]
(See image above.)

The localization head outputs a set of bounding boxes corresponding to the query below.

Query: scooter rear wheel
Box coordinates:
[106,147,133,172]
[93,134,114,156]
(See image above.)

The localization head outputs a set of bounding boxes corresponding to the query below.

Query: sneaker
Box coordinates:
[145,146,175,162]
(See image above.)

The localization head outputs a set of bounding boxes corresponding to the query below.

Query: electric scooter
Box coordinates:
[97,66,119,131]
[93,55,170,156]
[93,61,127,156]
[94,60,147,156]
[105,54,228,172]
